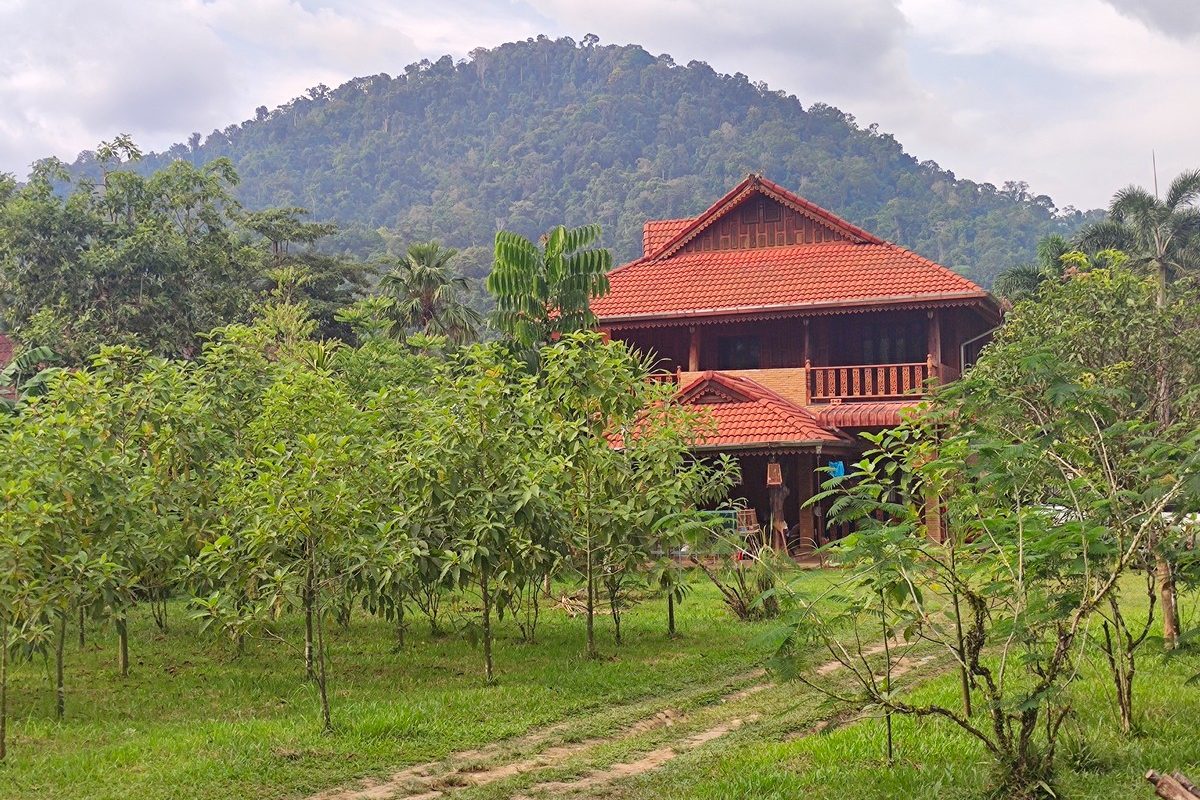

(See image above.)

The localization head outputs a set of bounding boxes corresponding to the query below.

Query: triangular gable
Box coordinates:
[677,371,758,405]
[647,174,883,260]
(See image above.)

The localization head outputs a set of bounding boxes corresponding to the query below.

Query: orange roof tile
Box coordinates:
[594,241,988,321]
[814,401,918,429]
[642,218,692,257]
[676,371,843,449]
[596,175,992,323]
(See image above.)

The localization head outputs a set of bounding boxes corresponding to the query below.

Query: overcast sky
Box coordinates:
[1,0,1195,210]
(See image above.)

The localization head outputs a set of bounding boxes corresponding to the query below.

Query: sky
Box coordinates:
[0,0,1195,211]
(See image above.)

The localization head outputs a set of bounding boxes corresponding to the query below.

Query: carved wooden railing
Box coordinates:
[646,371,680,385]
[807,359,936,402]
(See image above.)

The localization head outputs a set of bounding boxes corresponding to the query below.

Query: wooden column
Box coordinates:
[926,309,942,369]
[925,488,945,543]
[801,319,811,365]
[688,325,701,371]
[796,452,817,556]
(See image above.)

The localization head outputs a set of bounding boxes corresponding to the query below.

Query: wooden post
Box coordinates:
[688,325,701,371]
[926,309,942,370]
[925,486,944,543]
[802,319,811,365]
[797,452,817,556]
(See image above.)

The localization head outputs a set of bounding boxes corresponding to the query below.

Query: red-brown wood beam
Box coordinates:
[688,325,701,371]
[926,309,943,368]
[797,452,816,555]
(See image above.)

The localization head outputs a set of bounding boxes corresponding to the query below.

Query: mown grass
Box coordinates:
[605,583,1200,800]
[8,572,1197,800]
[0,574,833,800]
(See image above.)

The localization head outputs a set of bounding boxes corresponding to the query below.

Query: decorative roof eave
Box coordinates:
[648,174,883,260]
[598,291,998,329]
[690,439,857,454]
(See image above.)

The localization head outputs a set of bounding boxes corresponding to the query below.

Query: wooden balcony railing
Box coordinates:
[648,358,948,403]
[807,359,935,402]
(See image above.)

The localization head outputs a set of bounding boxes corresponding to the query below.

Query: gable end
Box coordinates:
[680,194,849,254]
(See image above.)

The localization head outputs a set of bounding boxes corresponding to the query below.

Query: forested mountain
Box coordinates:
[75,36,1099,286]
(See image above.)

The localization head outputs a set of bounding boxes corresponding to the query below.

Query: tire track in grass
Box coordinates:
[305,670,766,800]
[305,646,939,800]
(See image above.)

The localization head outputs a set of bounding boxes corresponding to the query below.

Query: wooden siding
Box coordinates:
[680,195,847,254]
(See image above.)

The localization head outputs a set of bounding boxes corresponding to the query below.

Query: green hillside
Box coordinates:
[81,36,1099,286]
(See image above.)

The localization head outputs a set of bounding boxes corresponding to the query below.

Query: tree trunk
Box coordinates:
[949,542,973,717]
[584,468,597,659]
[116,616,129,678]
[481,564,494,684]
[667,591,676,637]
[55,613,66,720]
[585,553,597,658]
[78,606,85,649]
[394,596,405,651]
[607,580,623,646]
[315,599,332,733]
[304,571,315,681]
[1,616,8,761]
[1156,262,1181,650]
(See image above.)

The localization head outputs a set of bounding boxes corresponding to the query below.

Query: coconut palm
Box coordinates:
[378,241,482,345]
[992,235,1072,303]
[1076,169,1200,304]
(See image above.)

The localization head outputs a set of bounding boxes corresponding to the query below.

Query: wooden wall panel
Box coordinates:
[680,196,846,254]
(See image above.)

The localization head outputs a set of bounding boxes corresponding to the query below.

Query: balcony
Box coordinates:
[654,357,956,405]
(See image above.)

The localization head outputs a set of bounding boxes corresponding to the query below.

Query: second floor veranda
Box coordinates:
[609,305,994,404]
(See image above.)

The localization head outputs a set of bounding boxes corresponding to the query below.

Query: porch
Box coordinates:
[611,304,986,403]
[713,451,854,558]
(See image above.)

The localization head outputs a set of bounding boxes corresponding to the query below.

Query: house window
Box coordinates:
[717,335,761,370]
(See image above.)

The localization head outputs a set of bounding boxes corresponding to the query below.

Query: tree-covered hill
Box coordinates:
[78,36,1100,286]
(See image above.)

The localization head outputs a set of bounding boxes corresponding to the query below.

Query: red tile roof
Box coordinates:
[596,242,988,321]
[0,334,12,368]
[642,218,691,257]
[814,401,917,429]
[596,175,992,323]
[676,371,843,449]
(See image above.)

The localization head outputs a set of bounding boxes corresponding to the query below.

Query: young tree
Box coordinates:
[433,346,560,682]
[541,332,737,653]
[779,266,1200,793]
[486,224,611,352]
[1078,170,1200,647]
[196,343,385,730]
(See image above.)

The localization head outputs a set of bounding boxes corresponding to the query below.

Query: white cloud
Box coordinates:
[0,0,1196,209]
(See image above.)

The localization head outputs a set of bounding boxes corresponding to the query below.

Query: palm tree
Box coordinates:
[993,235,1072,303]
[1077,168,1200,651]
[1077,170,1200,305]
[378,241,482,346]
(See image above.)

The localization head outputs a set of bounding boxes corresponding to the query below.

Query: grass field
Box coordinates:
[3,572,1197,800]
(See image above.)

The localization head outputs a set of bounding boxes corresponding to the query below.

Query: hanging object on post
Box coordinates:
[766,460,782,487]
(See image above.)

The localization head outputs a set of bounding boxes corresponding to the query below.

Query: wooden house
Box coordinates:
[594,175,1001,552]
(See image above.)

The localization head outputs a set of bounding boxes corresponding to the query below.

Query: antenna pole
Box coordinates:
[1153,150,1159,198]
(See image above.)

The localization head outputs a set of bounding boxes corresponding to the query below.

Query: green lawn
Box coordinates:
[0,576,830,800]
[4,573,1197,800]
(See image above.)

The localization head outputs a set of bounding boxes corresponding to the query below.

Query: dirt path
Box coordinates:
[306,646,940,800]
[509,716,761,800]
